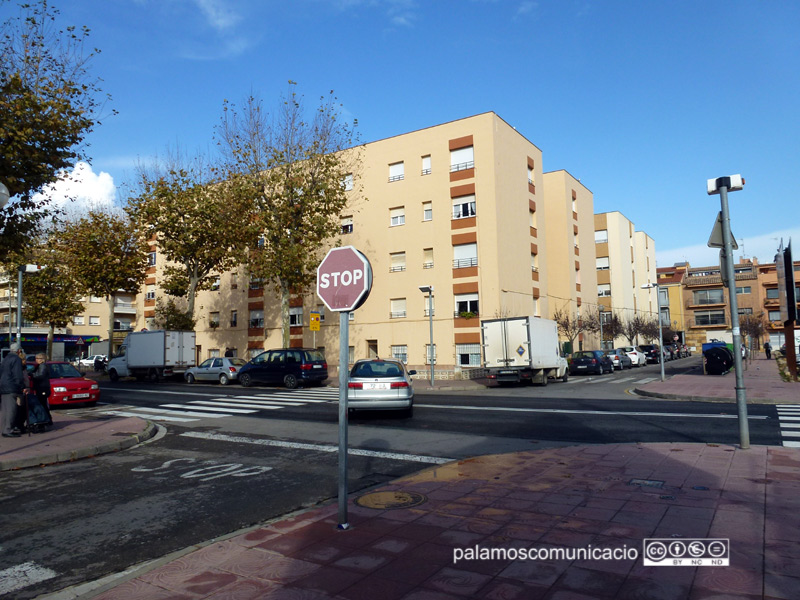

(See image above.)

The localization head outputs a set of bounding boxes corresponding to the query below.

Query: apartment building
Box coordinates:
[593,212,657,348]
[756,259,800,351]
[655,263,689,343]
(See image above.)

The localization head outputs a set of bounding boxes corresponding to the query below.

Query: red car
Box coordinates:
[27,361,100,406]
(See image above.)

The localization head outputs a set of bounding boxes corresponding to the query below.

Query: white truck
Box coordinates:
[107,330,196,382]
[481,316,569,385]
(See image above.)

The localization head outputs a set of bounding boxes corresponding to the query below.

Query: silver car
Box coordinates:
[347,358,416,416]
[185,357,247,385]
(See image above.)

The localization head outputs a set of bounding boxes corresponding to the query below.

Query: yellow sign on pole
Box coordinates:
[309,312,321,331]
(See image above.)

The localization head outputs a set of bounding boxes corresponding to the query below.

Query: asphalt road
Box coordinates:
[0,356,783,598]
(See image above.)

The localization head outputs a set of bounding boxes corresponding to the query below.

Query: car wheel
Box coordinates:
[561,370,569,383]
[148,369,159,383]
[219,374,229,385]
[108,369,119,382]
[284,374,298,390]
[239,373,252,387]
[186,373,195,384]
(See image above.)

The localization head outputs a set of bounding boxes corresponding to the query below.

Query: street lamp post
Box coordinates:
[419,285,434,387]
[642,282,665,382]
[0,182,9,209]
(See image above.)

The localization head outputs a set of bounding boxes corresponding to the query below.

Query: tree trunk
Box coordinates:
[107,293,116,355]
[47,323,54,359]
[280,279,290,348]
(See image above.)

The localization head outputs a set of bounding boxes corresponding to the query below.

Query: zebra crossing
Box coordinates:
[101,387,340,423]
[569,375,660,385]
[776,405,800,447]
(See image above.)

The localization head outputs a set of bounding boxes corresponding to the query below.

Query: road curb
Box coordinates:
[0,420,158,472]
[633,387,794,404]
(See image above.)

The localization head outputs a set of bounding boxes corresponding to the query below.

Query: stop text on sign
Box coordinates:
[318,268,364,289]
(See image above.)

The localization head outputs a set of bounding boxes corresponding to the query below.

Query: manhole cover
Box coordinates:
[628,478,665,489]
[354,491,427,510]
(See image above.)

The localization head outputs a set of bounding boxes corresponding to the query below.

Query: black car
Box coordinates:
[569,350,614,375]
[238,348,328,389]
[638,344,662,364]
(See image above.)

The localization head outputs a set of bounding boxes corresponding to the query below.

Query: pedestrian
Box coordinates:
[224,348,234,357]
[0,342,26,438]
[29,353,53,433]
[764,341,772,360]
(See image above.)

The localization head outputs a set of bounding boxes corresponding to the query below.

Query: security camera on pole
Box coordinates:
[707,174,749,449]
[316,246,373,529]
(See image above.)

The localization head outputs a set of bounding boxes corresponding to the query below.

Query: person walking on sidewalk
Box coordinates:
[1,342,26,438]
[764,341,772,360]
[29,353,53,433]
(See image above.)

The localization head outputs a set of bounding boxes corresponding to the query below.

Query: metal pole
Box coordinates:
[16,266,23,346]
[656,284,665,383]
[719,185,750,449]
[428,290,434,387]
[337,310,350,528]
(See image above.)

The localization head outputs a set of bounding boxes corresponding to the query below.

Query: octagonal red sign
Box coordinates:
[317,246,373,311]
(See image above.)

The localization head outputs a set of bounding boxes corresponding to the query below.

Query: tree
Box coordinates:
[585,307,623,348]
[152,298,196,331]
[217,84,363,346]
[552,305,591,353]
[0,1,111,261]
[128,151,254,321]
[740,312,767,354]
[54,211,149,353]
[620,313,650,345]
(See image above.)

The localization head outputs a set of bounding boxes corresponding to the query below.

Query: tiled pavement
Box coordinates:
[6,355,799,599]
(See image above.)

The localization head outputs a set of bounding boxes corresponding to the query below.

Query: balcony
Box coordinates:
[453,257,478,269]
[114,301,137,315]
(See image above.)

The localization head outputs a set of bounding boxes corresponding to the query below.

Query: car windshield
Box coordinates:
[305,350,325,362]
[49,363,82,378]
[351,361,404,378]
[572,352,595,359]
[229,358,246,366]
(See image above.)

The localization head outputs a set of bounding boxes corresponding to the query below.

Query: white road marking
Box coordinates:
[776,405,800,446]
[783,441,800,447]
[781,431,800,438]
[414,404,769,420]
[181,431,454,464]
[189,400,283,410]
[104,410,199,422]
[0,562,58,595]
[161,403,257,414]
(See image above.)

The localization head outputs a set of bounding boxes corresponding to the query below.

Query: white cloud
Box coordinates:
[657,226,800,268]
[193,0,241,31]
[34,162,118,217]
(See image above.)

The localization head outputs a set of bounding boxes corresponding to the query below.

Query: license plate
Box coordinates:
[72,393,90,399]
[363,382,390,390]
[500,370,515,375]
[577,365,587,369]
[313,365,322,369]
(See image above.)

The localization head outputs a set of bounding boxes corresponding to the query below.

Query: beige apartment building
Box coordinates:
[594,212,657,349]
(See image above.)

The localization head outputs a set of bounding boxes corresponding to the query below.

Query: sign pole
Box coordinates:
[337,310,350,529]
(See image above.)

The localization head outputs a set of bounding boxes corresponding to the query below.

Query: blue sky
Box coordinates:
[13,0,800,268]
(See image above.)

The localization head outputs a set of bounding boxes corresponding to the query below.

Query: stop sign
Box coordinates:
[317,246,373,311]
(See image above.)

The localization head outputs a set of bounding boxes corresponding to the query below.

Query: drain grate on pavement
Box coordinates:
[354,490,427,510]
[628,478,665,488]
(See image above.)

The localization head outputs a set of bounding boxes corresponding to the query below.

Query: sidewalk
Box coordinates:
[8,358,798,599]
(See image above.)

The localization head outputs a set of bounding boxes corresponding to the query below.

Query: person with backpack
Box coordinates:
[764,341,772,360]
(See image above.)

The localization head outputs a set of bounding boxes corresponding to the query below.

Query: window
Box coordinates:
[450,146,474,172]
[738,308,753,315]
[249,309,264,328]
[425,344,437,365]
[529,209,537,228]
[527,166,534,186]
[391,345,408,363]
[316,305,326,323]
[73,316,85,326]
[595,230,608,244]
[388,161,404,182]
[390,207,405,227]
[532,297,539,317]
[341,216,353,234]
[89,316,100,326]
[390,298,407,319]
[341,173,353,191]
[147,251,156,266]
[455,293,479,316]
[735,286,751,295]
[769,310,782,321]
[145,285,155,301]
[693,289,724,305]
[456,344,481,367]
[423,248,434,269]
[249,276,263,290]
[209,312,220,327]
[289,306,303,326]
[531,253,539,272]
[209,349,220,358]
[211,277,220,291]
[452,194,476,219]
[230,310,238,327]
[390,252,406,272]
[423,294,435,317]
[598,284,611,297]
[90,296,102,303]
[453,242,478,268]
[423,202,432,221]
[596,257,610,270]
[421,155,431,176]
[694,310,726,326]
[766,288,779,300]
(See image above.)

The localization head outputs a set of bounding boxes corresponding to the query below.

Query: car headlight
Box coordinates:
[53,386,67,392]
[91,384,99,390]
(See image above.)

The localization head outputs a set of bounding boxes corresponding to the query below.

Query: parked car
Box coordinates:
[78,355,107,369]
[638,344,662,364]
[569,350,613,375]
[25,361,100,406]
[185,357,247,385]
[621,346,646,367]
[606,349,633,370]
[346,358,416,416]
[238,348,328,389]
